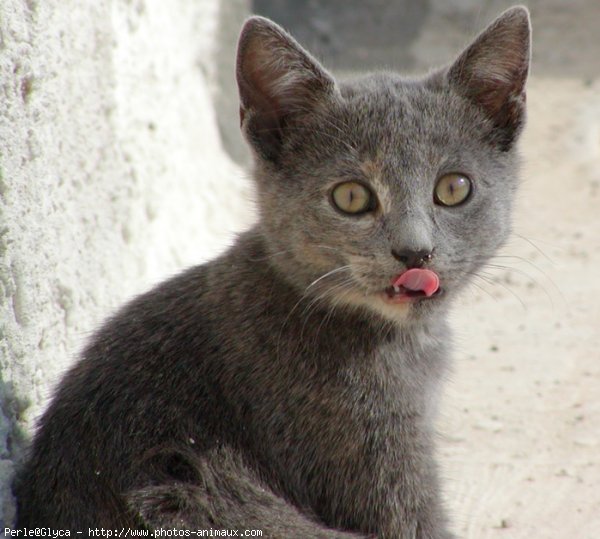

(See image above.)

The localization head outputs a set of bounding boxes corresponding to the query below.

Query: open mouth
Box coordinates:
[384,283,443,302]
[382,268,442,304]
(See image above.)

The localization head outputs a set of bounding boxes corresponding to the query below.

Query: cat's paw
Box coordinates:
[127,483,206,529]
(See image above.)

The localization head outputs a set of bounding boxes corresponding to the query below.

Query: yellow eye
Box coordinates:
[331,182,373,214]
[434,173,472,206]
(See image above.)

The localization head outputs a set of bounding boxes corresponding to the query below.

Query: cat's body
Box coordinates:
[16,231,450,536]
[15,8,531,538]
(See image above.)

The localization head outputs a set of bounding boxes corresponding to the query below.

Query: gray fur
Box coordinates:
[15,7,531,538]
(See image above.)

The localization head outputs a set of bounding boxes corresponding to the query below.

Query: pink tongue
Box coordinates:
[392,269,440,297]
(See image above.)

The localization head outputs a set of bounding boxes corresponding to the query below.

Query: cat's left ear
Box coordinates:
[236,16,338,162]
[447,6,531,150]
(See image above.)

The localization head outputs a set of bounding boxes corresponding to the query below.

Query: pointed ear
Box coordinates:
[447,7,531,150]
[236,16,337,162]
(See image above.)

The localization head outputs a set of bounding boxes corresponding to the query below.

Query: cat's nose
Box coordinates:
[391,249,433,269]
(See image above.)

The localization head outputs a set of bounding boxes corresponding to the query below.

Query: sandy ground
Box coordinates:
[439,77,600,538]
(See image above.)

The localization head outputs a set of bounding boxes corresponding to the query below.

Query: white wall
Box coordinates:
[0,0,253,524]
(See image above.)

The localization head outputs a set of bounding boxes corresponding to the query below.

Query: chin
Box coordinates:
[330,289,416,325]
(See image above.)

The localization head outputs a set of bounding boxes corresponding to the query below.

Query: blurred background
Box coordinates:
[1,0,598,534]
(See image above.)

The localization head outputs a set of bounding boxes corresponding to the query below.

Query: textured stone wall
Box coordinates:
[0,0,252,524]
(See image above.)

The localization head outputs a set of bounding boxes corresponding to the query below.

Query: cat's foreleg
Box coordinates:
[128,482,368,538]
[126,445,369,539]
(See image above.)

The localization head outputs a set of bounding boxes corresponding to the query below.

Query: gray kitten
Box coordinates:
[15,7,530,538]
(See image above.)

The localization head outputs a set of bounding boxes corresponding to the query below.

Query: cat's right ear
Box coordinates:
[236,17,337,162]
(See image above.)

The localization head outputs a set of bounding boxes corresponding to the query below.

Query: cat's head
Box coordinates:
[236,7,531,323]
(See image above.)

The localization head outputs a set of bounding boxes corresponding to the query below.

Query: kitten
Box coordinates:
[15,7,530,538]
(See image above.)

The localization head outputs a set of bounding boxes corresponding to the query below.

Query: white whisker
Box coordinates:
[305,265,352,292]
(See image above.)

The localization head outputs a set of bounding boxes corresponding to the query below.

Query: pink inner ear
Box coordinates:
[241,47,320,120]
